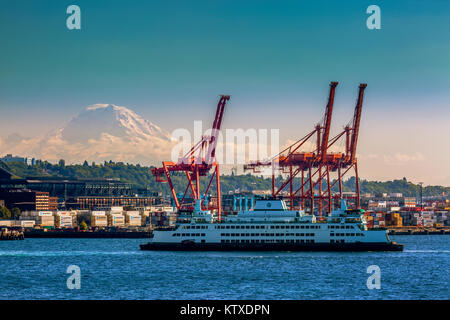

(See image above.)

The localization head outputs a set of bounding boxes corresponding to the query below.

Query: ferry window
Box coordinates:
[201,233,205,236]
[226,226,230,229]
[251,226,255,229]
[201,240,205,243]
[241,233,246,236]
[275,226,280,229]
[270,226,274,229]
[221,240,225,243]
[246,226,250,229]
[231,226,235,229]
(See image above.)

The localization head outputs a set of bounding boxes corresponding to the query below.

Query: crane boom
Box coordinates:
[205,95,230,165]
[349,83,367,163]
[319,81,338,161]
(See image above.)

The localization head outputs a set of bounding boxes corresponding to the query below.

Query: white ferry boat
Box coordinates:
[140,199,403,251]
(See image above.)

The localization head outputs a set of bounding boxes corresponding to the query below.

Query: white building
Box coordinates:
[20,211,54,227]
[108,212,125,227]
[55,211,77,228]
[91,211,108,227]
[125,211,142,226]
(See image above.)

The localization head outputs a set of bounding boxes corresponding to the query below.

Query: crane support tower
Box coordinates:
[151,95,230,221]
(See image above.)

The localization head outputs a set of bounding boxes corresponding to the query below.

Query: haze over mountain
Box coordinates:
[0,104,175,165]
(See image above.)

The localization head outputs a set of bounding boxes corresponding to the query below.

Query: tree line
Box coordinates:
[1,160,448,198]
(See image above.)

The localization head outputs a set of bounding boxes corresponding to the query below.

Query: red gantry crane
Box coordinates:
[245,82,366,216]
[151,95,230,221]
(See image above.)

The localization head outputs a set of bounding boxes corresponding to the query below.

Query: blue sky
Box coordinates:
[0,1,449,184]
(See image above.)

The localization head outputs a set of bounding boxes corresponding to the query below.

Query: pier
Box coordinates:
[388,227,450,235]
[0,228,24,240]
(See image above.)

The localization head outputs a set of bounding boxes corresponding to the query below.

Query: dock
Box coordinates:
[0,228,25,240]
[388,227,450,235]
[24,229,152,238]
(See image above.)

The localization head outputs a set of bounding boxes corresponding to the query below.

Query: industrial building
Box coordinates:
[20,211,55,227]
[0,167,134,204]
[71,195,164,210]
[0,189,57,211]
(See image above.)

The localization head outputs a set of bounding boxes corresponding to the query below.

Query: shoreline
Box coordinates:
[16,229,450,238]
[24,230,153,238]
[388,228,450,235]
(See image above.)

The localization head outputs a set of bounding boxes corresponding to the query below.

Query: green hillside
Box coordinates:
[1,160,448,197]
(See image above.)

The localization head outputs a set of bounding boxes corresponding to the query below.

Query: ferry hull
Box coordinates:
[140,242,403,252]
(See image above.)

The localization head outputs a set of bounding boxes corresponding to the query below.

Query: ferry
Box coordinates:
[140,198,403,251]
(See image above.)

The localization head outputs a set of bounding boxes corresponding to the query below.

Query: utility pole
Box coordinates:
[419,182,423,211]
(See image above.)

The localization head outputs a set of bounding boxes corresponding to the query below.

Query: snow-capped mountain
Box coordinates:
[0,104,175,165]
[61,104,171,143]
